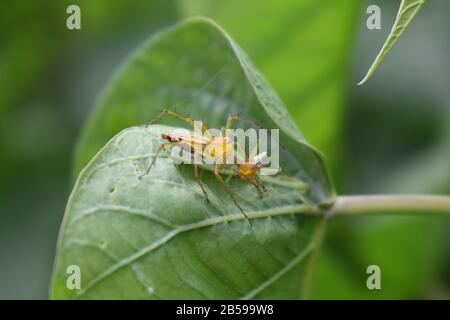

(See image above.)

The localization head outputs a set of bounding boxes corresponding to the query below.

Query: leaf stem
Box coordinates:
[327,195,450,219]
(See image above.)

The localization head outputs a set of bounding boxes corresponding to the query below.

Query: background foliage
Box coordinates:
[0,0,448,298]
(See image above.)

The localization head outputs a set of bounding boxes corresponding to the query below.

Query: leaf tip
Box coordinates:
[356,77,367,86]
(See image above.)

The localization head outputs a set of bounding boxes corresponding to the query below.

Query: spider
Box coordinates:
[139,109,280,220]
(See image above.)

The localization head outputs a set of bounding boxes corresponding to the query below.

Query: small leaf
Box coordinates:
[358,0,426,85]
[52,18,335,299]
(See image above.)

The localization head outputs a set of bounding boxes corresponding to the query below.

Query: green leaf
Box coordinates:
[53,18,334,299]
[52,125,323,299]
[180,0,360,164]
[358,0,426,85]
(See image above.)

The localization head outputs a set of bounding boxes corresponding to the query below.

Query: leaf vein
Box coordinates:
[74,204,318,298]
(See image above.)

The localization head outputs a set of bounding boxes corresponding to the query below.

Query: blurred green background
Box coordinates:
[0,0,448,299]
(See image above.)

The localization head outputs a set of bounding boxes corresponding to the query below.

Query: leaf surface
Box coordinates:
[52,18,334,299]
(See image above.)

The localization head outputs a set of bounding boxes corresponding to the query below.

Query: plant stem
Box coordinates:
[327,195,450,219]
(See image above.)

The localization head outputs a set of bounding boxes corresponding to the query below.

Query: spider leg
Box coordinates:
[254,174,267,192]
[214,163,251,223]
[249,178,264,199]
[150,109,211,137]
[194,164,209,203]
[225,114,262,130]
[139,141,180,179]
[225,115,264,163]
